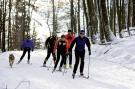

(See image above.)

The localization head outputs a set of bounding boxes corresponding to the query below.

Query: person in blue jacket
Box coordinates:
[69,30,91,78]
[17,36,34,64]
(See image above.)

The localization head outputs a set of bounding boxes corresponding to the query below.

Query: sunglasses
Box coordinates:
[80,32,85,35]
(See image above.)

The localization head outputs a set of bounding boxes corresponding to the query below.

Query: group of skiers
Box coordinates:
[17,29,91,78]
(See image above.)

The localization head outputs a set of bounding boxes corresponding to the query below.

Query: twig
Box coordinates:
[15,79,30,89]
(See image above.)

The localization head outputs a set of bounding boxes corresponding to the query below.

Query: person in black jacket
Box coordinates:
[43,33,57,67]
[53,35,68,72]
[69,30,91,78]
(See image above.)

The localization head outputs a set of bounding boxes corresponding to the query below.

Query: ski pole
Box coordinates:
[47,60,53,70]
[63,54,69,76]
[87,55,91,79]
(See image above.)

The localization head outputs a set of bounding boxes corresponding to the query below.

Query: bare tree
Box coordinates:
[8,0,12,50]
[127,0,131,36]
[1,0,7,52]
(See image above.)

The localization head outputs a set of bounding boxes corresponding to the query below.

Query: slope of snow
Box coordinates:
[1,36,135,89]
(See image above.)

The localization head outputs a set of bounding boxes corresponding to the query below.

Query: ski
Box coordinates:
[72,74,75,79]
[72,75,89,79]
[52,69,67,74]
[28,63,32,65]
[40,65,48,68]
[40,66,53,68]
[62,69,67,75]
[80,75,89,79]
[52,69,61,73]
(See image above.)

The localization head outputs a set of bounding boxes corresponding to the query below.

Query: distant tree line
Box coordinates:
[0,0,135,52]
[70,0,135,43]
[0,0,41,52]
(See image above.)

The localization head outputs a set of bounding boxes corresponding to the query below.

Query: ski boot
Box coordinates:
[69,64,72,69]
[72,73,75,79]
[16,60,21,64]
[59,67,62,71]
[43,63,46,67]
[52,68,56,73]
[80,72,84,76]
[64,64,67,69]
[27,60,30,64]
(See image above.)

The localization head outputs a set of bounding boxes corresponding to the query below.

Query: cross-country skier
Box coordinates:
[65,29,75,68]
[53,35,68,72]
[17,36,34,64]
[69,30,91,78]
[43,32,57,67]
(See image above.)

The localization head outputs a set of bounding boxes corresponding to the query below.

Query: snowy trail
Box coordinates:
[0,51,134,89]
[1,37,135,89]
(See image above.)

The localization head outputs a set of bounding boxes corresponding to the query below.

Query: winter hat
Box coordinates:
[51,32,57,37]
[80,30,85,33]
[27,36,31,39]
[68,29,72,32]
[61,35,65,38]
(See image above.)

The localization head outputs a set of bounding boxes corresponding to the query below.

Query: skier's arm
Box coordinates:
[85,37,91,52]
[65,39,68,54]
[53,40,59,53]
[71,35,75,42]
[69,38,76,51]
[31,40,34,51]
[45,37,49,48]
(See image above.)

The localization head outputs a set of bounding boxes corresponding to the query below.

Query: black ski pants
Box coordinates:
[19,47,31,62]
[73,50,85,74]
[54,51,66,69]
[68,51,72,65]
[44,49,56,64]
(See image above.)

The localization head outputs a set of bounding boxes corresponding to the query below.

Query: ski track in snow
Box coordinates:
[1,37,135,89]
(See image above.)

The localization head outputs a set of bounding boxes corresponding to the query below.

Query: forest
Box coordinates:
[0,0,135,52]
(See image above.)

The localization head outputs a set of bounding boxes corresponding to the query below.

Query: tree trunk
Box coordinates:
[22,1,26,40]
[8,0,12,51]
[116,0,124,38]
[82,0,89,36]
[0,2,2,49]
[52,0,56,33]
[97,0,105,43]
[70,0,74,33]
[2,0,7,52]
[113,0,116,36]
[86,0,98,43]
[127,0,131,36]
[77,0,80,34]
[132,0,135,26]
[100,0,114,42]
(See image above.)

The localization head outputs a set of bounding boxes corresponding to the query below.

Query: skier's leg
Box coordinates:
[43,49,51,65]
[80,51,85,75]
[60,53,66,68]
[27,48,31,64]
[64,54,67,66]
[17,49,27,64]
[54,52,60,69]
[73,52,80,74]
[69,51,72,68]
[52,52,56,64]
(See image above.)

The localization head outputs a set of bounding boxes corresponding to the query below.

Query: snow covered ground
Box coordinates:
[1,36,135,89]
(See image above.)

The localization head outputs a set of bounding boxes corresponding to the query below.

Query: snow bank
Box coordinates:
[1,36,135,89]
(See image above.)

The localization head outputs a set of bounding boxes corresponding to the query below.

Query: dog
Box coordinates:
[9,54,15,68]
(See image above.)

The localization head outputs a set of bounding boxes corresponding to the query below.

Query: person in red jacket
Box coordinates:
[53,35,68,72]
[65,30,75,68]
